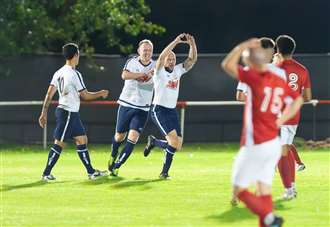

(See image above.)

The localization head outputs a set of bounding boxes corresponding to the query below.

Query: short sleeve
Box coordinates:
[72,71,86,92]
[236,81,248,93]
[50,73,58,89]
[123,57,136,72]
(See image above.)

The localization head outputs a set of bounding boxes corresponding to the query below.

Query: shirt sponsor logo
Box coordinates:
[166,79,178,89]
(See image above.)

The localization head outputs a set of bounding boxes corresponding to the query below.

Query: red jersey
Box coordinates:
[278,59,311,125]
[238,66,299,146]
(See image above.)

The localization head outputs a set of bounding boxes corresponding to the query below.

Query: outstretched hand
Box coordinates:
[100,90,109,99]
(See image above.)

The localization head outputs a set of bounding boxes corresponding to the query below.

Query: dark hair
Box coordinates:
[62,43,79,60]
[259,37,275,49]
[276,35,296,56]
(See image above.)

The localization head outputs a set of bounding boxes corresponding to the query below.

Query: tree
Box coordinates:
[0,0,165,55]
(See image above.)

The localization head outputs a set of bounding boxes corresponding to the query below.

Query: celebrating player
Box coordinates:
[274,35,312,200]
[108,39,155,176]
[39,43,109,181]
[221,38,303,227]
[143,33,197,179]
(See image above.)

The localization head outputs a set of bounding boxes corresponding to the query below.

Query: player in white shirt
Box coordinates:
[38,43,109,181]
[108,40,155,176]
[143,34,197,179]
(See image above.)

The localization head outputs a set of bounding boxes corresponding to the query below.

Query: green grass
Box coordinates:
[1,144,329,226]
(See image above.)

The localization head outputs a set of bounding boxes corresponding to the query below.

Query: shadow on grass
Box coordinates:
[207,198,291,224]
[111,177,164,189]
[273,198,292,211]
[207,206,254,223]
[1,180,70,192]
[80,176,125,185]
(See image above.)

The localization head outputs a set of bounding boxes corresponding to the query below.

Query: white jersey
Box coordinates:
[118,56,155,111]
[152,63,187,109]
[236,64,286,93]
[50,65,86,112]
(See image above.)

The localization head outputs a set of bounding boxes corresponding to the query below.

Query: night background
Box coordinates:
[125,0,330,54]
[0,1,329,227]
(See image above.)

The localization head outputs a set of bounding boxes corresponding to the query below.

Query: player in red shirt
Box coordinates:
[274,35,312,200]
[221,38,303,227]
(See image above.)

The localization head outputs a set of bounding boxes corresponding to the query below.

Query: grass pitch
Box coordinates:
[1,144,329,226]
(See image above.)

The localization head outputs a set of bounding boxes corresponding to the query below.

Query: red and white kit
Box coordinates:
[232,66,300,188]
[279,59,311,145]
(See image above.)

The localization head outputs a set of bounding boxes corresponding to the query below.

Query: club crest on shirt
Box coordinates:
[166,78,179,89]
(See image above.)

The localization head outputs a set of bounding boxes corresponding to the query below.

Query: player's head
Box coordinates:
[242,37,275,66]
[164,51,176,71]
[137,39,153,63]
[276,35,296,57]
[62,43,80,65]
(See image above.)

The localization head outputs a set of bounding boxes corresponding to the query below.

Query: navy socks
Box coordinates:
[154,138,168,149]
[77,144,95,174]
[161,145,176,174]
[115,139,136,168]
[111,136,124,159]
[43,144,62,176]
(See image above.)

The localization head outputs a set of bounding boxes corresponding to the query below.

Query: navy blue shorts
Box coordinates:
[151,105,182,137]
[116,105,149,134]
[53,108,86,142]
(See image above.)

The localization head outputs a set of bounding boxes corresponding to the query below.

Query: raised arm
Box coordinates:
[39,85,57,128]
[183,35,198,71]
[156,34,187,71]
[221,38,260,79]
[80,89,109,101]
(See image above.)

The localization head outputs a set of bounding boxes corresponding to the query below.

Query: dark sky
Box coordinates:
[143,0,330,53]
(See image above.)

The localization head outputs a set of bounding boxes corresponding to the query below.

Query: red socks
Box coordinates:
[290,144,303,165]
[288,149,296,183]
[278,155,292,188]
[238,190,273,227]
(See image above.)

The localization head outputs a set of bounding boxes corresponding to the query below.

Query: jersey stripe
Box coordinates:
[123,56,137,70]
[74,70,86,90]
[245,86,254,146]
[60,112,71,142]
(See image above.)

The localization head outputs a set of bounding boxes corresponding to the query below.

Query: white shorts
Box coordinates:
[232,137,282,188]
[280,125,298,145]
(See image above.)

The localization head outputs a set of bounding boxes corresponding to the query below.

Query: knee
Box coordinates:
[127,130,140,144]
[54,140,65,149]
[176,138,183,151]
[115,132,126,142]
[282,145,290,156]
[167,135,179,149]
[75,136,88,145]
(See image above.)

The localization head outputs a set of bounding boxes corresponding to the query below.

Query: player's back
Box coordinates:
[279,59,311,125]
[280,59,310,94]
[238,67,297,146]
